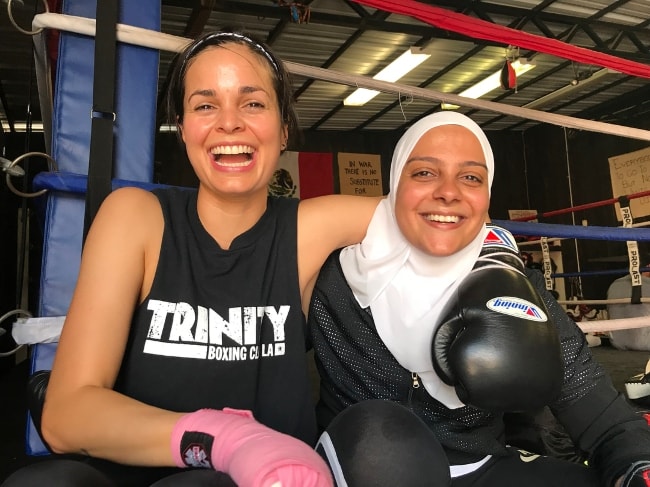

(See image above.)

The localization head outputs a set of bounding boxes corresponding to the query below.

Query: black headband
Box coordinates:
[180,31,282,81]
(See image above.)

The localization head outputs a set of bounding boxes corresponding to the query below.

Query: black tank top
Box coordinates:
[115,188,317,444]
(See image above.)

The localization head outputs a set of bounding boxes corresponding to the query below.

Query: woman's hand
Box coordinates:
[172,408,333,487]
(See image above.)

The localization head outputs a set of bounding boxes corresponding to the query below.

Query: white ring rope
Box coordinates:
[31,12,650,142]
[559,298,650,306]
[32,13,191,54]
[578,316,650,334]
[0,309,31,357]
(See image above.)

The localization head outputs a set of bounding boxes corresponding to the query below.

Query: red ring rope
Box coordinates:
[512,189,650,221]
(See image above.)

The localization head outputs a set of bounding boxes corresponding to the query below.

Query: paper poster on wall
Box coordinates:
[269,151,334,199]
[608,146,650,220]
[337,152,383,196]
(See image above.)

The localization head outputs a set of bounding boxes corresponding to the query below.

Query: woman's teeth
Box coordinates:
[214,159,251,167]
[425,214,460,223]
[210,145,254,166]
[211,145,254,155]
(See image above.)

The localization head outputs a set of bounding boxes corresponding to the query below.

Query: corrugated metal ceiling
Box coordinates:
[1,0,649,137]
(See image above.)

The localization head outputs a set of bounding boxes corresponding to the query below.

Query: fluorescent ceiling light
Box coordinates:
[442,58,536,110]
[343,48,431,106]
[159,124,179,132]
[1,121,44,133]
[523,68,617,110]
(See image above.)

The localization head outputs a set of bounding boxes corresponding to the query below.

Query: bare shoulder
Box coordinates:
[85,187,163,262]
[299,193,381,214]
[91,187,160,230]
[299,194,381,225]
[298,194,382,248]
[99,186,160,217]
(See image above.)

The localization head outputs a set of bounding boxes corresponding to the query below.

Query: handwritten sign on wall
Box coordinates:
[508,209,538,222]
[608,146,650,220]
[337,152,383,196]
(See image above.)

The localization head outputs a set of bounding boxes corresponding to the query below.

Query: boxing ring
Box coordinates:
[3,0,650,456]
[495,205,650,335]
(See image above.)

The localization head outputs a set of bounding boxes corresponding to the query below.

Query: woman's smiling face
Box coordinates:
[179,43,287,199]
[394,124,490,257]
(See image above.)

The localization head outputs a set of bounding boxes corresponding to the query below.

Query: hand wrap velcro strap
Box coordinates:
[178,431,215,468]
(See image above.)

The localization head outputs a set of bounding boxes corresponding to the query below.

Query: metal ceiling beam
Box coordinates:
[160,0,502,43]
[576,82,650,122]
[354,0,503,131]
[488,75,630,131]
[625,32,650,55]
[478,64,573,129]
[155,0,216,131]
[266,0,317,45]
[390,4,551,133]
[300,8,391,128]
[360,43,488,131]
[5,1,645,134]
[160,0,649,62]
[471,60,573,128]
[184,0,216,38]
[420,0,650,62]
[424,0,646,35]
[460,0,647,130]
[292,29,363,99]
[342,0,370,18]
[265,18,289,46]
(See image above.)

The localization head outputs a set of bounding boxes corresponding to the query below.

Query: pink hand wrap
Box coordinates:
[171,408,333,487]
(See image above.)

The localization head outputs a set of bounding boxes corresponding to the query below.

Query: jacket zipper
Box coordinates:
[408,372,421,407]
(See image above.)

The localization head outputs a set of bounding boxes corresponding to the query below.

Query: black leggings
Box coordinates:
[318,400,600,487]
[1,457,237,487]
[452,447,598,487]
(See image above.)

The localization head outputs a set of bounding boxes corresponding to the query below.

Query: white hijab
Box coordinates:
[339,112,495,408]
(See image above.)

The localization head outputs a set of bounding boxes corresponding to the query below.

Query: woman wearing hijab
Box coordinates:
[308,112,650,487]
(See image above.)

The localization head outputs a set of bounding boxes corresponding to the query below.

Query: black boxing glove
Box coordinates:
[619,462,650,487]
[27,370,52,451]
[432,225,563,412]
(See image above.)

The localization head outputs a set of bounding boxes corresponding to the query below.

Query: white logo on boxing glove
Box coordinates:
[486,297,548,322]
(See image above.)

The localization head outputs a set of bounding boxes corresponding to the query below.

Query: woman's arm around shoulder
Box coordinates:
[41,187,183,466]
[297,194,382,311]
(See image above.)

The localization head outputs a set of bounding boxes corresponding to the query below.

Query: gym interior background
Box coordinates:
[1,0,650,481]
